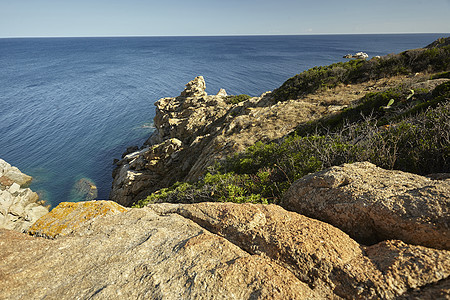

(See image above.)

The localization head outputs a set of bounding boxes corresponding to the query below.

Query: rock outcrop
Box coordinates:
[0,159,49,232]
[282,162,450,250]
[1,201,449,299]
[343,52,369,59]
[110,76,349,206]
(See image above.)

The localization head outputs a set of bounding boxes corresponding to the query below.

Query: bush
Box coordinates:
[226,94,252,105]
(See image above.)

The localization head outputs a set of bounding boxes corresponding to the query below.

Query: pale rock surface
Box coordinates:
[153,202,450,299]
[0,203,319,299]
[110,76,346,206]
[282,161,450,250]
[1,201,448,299]
[216,88,227,96]
[0,158,49,232]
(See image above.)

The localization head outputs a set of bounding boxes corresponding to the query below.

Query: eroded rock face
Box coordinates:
[0,159,49,232]
[110,76,345,206]
[282,162,450,250]
[1,201,448,299]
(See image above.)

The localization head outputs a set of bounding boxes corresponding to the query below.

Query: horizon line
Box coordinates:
[1,32,449,39]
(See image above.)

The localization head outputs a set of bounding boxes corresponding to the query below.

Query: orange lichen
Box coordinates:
[28,200,127,239]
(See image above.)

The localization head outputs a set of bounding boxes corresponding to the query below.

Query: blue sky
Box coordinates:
[1,0,449,37]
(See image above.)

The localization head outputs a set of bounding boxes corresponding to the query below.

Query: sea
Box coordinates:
[0,33,446,207]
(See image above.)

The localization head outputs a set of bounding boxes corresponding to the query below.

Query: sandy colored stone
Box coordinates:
[151,202,450,299]
[27,200,127,238]
[0,206,318,299]
[282,162,450,250]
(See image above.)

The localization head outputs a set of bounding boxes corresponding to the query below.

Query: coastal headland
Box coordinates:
[1,37,449,299]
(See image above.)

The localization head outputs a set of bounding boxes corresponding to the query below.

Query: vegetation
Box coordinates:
[272,45,450,101]
[133,39,450,208]
[135,84,449,207]
[226,94,252,105]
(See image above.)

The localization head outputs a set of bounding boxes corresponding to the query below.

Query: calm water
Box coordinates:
[0,33,446,207]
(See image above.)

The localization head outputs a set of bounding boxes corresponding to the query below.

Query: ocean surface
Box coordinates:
[0,33,446,207]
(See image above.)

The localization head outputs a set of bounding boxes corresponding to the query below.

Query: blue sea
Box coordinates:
[0,33,446,207]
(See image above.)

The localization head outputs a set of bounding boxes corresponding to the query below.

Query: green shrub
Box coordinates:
[226,94,252,105]
[430,71,450,79]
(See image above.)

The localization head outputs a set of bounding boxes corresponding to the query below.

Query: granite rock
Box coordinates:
[282,162,450,250]
[1,201,448,299]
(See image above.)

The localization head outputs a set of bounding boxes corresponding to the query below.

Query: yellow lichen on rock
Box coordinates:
[27,200,127,238]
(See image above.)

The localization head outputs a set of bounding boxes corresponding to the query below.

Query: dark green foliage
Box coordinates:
[226,94,252,105]
[432,81,450,97]
[133,172,269,207]
[430,71,450,79]
[272,45,450,101]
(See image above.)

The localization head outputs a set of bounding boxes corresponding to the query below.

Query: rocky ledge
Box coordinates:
[1,188,449,299]
[0,159,49,232]
[110,76,350,206]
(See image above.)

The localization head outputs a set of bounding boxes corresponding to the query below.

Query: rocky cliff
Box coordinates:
[110,74,408,206]
[0,159,49,232]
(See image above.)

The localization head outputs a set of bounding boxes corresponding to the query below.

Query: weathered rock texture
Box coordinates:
[1,201,449,299]
[0,159,49,232]
[27,200,127,238]
[282,162,450,250]
[110,76,349,206]
[1,202,319,299]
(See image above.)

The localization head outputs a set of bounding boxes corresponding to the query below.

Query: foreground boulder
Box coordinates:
[1,201,448,299]
[282,162,450,250]
[154,202,450,299]
[0,159,49,232]
[1,202,318,299]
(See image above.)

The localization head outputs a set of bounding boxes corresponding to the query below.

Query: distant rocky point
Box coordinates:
[343,51,369,59]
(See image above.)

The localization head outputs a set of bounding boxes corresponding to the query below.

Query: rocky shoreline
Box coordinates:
[1,39,449,299]
[0,159,49,232]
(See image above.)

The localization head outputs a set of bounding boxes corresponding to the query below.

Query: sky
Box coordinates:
[1,0,449,37]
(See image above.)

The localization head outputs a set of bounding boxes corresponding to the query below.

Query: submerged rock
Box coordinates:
[0,159,49,232]
[282,162,450,250]
[70,178,98,201]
